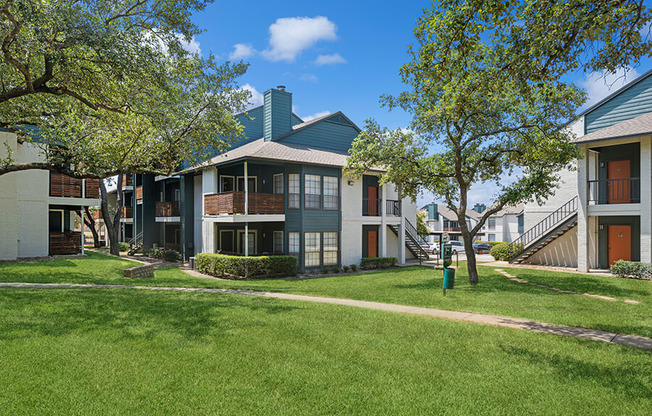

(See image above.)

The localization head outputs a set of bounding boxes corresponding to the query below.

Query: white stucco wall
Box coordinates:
[193,174,203,254]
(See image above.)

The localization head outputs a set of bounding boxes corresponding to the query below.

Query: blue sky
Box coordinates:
[187,0,652,207]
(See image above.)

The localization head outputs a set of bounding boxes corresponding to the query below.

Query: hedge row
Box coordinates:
[196,253,297,279]
[610,260,652,280]
[360,257,397,269]
[489,242,523,261]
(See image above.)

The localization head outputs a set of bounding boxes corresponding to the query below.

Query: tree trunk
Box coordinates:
[100,176,124,256]
[76,207,100,248]
[460,225,479,286]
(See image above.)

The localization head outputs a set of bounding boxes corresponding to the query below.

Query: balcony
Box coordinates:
[121,174,134,187]
[204,192,284,215]
[385,199,401,216]
[121,206,133,218]
[444,227,461,232]
[85,179,100,198]
[49,173,100,198]
[588,177,640,205]
[363,198,382,216]
[49,232,82,255]
[136,186,143,200]
[156,201,180,217]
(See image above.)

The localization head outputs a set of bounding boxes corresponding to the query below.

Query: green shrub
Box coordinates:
[342,265,350,272]
[163,249,181,262]
[147,247,164,259]
[350,264,358,272]
[331,267,341,274]
[360,257,398,270]
[489,243,523,261]
[321,268,329,274]
[611,260,652,280]
[196,253,297,279]
[118,242,129,252]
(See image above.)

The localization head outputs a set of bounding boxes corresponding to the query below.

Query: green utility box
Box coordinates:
[443,267,455,289]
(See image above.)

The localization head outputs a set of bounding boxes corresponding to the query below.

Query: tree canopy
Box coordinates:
[346,0,652,284]
[0,0,249,178]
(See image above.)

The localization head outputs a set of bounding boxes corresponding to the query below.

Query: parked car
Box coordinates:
[473,243,492,254]
[449,241,464,253]
[420,242,438,255]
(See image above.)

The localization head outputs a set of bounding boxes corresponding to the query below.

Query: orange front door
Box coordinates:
[368,186,378,216]
[608,225,631,266]
[367,230,378,258]
[607,160,631,203]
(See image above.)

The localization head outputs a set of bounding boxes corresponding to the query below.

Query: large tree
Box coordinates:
[346,0,652,285]
[0,0,251,255]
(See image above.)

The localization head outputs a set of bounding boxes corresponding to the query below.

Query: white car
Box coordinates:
[449,241,465,253]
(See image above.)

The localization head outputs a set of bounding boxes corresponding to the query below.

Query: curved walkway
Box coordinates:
[1,281,650,350]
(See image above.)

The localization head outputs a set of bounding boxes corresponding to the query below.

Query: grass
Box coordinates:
[1,288,651,415]
[0,252,650,337]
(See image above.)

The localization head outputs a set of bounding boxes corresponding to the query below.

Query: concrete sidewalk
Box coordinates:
[1,281,650,350]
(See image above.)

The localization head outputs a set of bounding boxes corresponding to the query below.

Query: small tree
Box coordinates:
[347,0,652,285]
[416,209,431,238]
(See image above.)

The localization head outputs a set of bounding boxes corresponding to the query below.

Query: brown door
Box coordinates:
[607,160,631,203]
[368,186,378,216]
[608,225,631,266]
[367,230,378,258]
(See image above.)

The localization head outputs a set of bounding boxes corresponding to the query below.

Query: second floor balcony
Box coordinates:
[50,173,100,199]
[588,177,640,205]
[156,201,180,217]
[204,192,284,215]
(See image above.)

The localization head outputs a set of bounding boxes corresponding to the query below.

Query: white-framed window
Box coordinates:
[273,231,284,253]
[304,232,321,267]
[220,176,235,193]
[305,174,321,209]
[237,230,256,254]
[288,232,300,254]
[273,174,284,194]
[323,232,338,265]
[488,218,496,229]
[323,176,338,210]
[288,174,300,209]
[488,234,496,241]
[236,176,257,193]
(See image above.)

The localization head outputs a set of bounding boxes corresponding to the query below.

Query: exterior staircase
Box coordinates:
[388,219,430,260]
[128,232,144,255]
[510,196,578,264]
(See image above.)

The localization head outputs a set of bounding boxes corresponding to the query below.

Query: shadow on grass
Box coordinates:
[501,345,652,397]
[0,289,300,342]
[515,272,650,299]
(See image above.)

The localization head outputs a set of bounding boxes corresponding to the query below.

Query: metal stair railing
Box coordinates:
[128,231,143,250]
[404,219,429,259]
[511,196,578,250]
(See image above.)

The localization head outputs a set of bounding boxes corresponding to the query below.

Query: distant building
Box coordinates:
[420,203,484,242]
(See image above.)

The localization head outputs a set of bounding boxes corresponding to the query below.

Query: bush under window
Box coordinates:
[360,257,397,269]
[196,253,297,279]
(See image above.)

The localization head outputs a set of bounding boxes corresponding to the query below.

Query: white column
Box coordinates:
[577,146,590,272]
[244,222,249,257]
[202,221,215,254]
[398,185,406,264]
[380,183,387,257]
[244,161,249,215]
[640,138,652,262]
[81,206,85,255]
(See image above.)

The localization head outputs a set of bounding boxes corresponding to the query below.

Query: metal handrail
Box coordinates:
[511,196,578,249]
[404,219,429,259]
[588,177,640,204]
[128,231,143,248]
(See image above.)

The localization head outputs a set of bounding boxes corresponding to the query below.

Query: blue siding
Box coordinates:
[264,89,293,140]
[585,73,652,133]
[277,120,359,154]
[292,114,303,126]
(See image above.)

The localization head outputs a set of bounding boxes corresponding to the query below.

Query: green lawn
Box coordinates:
[1,288,650,415]
[1,252,650,337]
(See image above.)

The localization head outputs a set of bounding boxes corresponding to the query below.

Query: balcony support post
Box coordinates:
[578,146,590,272]
[641,139,652,263]
[81,205,85,255]
[398,185,406,265]
[245,222,249,257]
[380,183,387,257]
[244,161,249,215]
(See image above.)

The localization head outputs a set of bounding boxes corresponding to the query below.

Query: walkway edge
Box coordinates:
[1,282,650,350]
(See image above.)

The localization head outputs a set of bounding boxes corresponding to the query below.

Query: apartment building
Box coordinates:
[420,203,483,242]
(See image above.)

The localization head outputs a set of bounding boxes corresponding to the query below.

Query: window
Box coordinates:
[488,234,496,241]
[488,218,496,229]
[273,231,284,253]
[236,176,257,192]
[323,232,338,265]
[517,214,524,234]
[273,174,284,194]
[304,232,320,267]
[288,232,300,255]
[323,176,338,210]
[305,174,321,209]
[288,174,300,209]
[220,176,234,193]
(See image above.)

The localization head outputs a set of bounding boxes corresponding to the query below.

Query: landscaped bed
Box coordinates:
[0,252,650,338]
[1,288,650,415]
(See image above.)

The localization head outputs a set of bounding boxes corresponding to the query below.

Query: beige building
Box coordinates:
[0,131,100,261]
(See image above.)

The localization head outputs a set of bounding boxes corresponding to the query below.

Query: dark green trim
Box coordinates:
[597,216,640,269]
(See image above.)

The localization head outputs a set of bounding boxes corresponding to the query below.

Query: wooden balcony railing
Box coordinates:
[121,174,134,187]
[136,186,143,200]
[156,201,180,217]
[85,179,100,198]
[49,232,82,255]
[444,227,461,232]
[50,172,82,197]
[121,206,133,218]
[204,192,284,215]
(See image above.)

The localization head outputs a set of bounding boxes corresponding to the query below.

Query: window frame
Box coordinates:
[220,176,235,193]
[288,173,300,209]
[236,176,257,193]
[273,230,284,253]
[304,174,321,210]
[273,173,284,195]
[323,176,339,210]
[323,232,338,266]
[304,232,321,268]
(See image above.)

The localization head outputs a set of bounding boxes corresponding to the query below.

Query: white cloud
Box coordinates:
[262,16,337,62]
[240,83,264,109]
[579,67,640,109]
[299,73,319,83]
[302,110,331,122]
[180,35,201,56]
[314,53,346,66]
[229,43,255,60]
[144,32,201,56]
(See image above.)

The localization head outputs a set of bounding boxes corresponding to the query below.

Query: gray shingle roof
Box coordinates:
[184,138,349,172]
[573,110,652,144]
